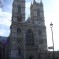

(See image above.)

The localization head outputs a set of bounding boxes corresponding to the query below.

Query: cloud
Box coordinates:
[25,2,31,20]
[0,29,10,36]
[0,9,11,26]
[0,0,4,8]
[0,0,13,37]
[0,7,11,37]
[0,30,5,35]
[0,29,7,36]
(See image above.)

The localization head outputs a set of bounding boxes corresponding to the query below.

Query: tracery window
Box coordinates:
[18,4,21,14]
[17,5,22,22]
[39,30,43,45]
[26,29,34,46]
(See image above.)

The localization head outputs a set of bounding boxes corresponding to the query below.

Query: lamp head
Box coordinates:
[50,22,53,28]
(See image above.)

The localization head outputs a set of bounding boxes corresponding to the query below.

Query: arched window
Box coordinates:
[37,9,40,17]
[26,29,34,46]
[18,4,21,14]
[38,30,43,45]
[17,28,21,34]
[17,5,22,22]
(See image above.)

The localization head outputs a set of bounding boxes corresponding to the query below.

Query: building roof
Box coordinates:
[0,36,7,44]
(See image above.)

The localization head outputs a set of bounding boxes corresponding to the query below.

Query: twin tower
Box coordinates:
[9,0,47,59]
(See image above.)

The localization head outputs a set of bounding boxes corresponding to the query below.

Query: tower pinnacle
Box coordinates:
[33,0,36,3]
[34,0,35,2]
[40,0,42,3]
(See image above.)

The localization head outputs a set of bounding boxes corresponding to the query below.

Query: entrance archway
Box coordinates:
[29,55,34,59]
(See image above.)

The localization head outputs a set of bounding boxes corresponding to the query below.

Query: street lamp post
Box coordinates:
[50,22,54,51]
[50,22,55,59]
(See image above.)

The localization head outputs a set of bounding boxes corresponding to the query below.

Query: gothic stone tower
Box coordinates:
[9,0,25,59]
[9,0,47,59]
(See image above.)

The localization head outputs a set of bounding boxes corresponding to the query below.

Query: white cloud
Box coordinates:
[0,8,11,37]
[0,29,10,36]
[26,2,31,20]
[0,9,11,26]
[0,29,6,36]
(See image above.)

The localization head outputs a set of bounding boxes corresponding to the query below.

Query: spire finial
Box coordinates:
[31,1,32,4]
[34,0,35,2]
[40,0,42,3]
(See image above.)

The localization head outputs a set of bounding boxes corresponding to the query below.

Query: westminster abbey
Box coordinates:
[9,0,47,59]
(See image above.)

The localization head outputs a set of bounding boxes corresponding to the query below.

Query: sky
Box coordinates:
[0,0,59,51]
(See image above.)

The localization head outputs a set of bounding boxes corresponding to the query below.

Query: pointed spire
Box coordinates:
[33,0,36,3]
[31,1,32,5]
[30,1,32,7]
[40,0,43,5]
[34,0,35,2]
[40,0,42,3]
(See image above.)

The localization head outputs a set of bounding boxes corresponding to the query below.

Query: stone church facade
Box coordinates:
[9,0,47,59]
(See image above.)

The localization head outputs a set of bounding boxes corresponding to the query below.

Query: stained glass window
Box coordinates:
[26,29,34,46]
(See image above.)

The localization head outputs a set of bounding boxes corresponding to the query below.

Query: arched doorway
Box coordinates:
[29,55,34,59]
